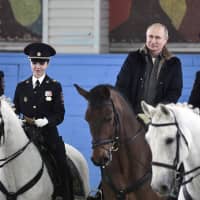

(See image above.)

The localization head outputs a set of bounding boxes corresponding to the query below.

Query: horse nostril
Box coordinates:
[91,155,110,167]
[91,157,99,166]
[160,185,169,193]
[103,156,110,164]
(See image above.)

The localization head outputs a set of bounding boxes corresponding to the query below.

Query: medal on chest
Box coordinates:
[45,91,52,101]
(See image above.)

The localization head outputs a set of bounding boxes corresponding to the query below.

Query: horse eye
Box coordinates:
[104,116,112,122]
[166,137,174,145]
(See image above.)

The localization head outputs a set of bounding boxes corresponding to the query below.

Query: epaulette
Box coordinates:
[25,79,30,84]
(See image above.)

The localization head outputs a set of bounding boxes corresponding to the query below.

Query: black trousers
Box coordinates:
[24,125,73,200]
[43,127,74,200]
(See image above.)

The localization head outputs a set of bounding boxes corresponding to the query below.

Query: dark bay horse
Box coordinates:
[75,84,166,200]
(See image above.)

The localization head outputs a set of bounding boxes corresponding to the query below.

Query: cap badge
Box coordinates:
[37,51,41,57]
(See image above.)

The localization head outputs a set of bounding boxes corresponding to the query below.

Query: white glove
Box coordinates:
[35,118,48,127]
[18,118,24,126]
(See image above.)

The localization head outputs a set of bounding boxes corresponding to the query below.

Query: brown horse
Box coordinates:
[75,84,166,200]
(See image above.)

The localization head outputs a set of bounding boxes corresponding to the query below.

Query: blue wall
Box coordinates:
[0,52,199,189]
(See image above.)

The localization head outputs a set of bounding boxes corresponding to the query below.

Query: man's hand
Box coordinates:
[35,118,48,127]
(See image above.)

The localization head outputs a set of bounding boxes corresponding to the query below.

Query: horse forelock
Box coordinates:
[151,105,171,123]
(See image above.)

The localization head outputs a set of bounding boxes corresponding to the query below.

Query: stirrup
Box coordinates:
[87,189,102,200]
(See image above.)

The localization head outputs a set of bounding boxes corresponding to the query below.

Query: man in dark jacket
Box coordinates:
[115,23,183,114]
[188,71,200,108]
[115,23,183,200]
[13,42,73,200]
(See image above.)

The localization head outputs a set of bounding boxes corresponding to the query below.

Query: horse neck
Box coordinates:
[1,114,44,189]
[3,114,29,155]
[114,97,152,179]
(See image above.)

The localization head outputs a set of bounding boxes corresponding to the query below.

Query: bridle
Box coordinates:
[90,98,152,200]
[150,115,188,173]
[150,109,200,197]
[0,113,44,200]
[91,99,120,162]
[91,99,143,166]
[150,109,189,173]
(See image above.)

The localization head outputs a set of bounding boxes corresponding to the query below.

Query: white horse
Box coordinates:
[0,97,90,200]
[141,101,200,200]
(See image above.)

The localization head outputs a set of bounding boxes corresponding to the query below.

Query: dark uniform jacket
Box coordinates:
[188,71,200,108]
[14,75,65,143]
[115,47,183,114]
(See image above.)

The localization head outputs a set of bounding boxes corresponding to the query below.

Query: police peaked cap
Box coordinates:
[24,42,56,59]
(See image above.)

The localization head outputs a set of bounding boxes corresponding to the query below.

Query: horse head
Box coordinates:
[74,84,121,167]
[141,101,192,196]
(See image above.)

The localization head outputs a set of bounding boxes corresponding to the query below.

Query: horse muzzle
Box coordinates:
[91,148,112,167]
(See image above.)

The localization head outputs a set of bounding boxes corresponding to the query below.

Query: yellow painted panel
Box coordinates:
[159,0,186,29]
[9,0,41,26]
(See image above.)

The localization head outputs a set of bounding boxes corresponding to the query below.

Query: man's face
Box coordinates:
[146,25,168,56]
[30,59,48,78]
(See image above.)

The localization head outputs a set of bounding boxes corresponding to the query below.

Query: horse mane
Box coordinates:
[0,95,14,108]
[167,102,200,115]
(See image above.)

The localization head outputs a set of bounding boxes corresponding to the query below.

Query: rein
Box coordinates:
[0,141,31,168]
[101,167,152,200]
[100,125,151,200]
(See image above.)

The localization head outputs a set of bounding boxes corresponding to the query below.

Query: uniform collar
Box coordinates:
[32,74,46,86]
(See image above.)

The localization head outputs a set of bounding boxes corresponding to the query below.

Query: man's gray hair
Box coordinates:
[147,23,169,39]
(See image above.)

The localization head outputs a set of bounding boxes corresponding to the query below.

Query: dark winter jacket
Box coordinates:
[115,47,183,114]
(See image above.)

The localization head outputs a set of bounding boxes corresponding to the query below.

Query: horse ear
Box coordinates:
[141,101,156,118]
[101,86,111,99]
[74,84,89,100]
[159,104,171,116]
